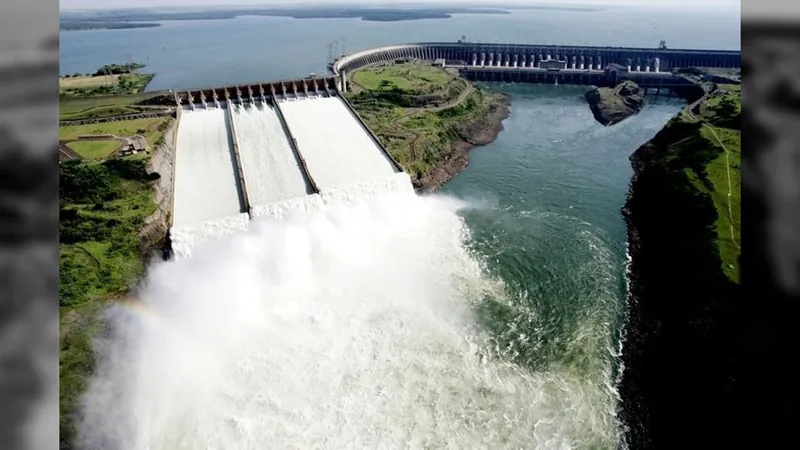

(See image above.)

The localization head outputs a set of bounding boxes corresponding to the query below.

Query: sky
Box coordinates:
[60,0,742,14]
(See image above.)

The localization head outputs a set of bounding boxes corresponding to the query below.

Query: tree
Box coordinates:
[715,96,738,118]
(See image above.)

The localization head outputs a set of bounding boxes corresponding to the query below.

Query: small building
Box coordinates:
[604,63,629,74]
[433,58,446,67]
[604,63,629,84]
[119,139,146,156]
[540,59,567,70]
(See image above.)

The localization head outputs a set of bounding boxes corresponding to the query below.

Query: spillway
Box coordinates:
[279,97,398,190]
[231,103,311,206]
[81,174,593,449]
[172,107,243,228]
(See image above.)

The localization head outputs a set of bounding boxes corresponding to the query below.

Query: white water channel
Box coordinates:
[279,97,398,190]
[231,103,310,206]
[172,107,243,228]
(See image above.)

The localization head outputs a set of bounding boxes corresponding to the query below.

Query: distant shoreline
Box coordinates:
[59,5,603,31]
[59,6,605,31]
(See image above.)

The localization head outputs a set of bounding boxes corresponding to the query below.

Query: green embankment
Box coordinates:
[59,93,162,121]
[681,86,741,282]
[346,62,502,180]
[66,140,121,159]
[60,73,154,99]
[59,65,175,447]
[59,158,162,447]
[619,85,741,448]
[352,64,452,92]
[59,117,172,156]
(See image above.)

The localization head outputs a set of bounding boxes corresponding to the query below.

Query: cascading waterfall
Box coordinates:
[77,168,620,449]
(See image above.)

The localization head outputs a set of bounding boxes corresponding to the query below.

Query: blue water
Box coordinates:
[59,7,740,90]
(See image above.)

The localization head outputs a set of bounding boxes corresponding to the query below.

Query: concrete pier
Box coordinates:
[225,98,252,217]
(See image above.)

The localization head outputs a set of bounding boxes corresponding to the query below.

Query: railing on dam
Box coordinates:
[174,75,401,178]
[175,77,340,108]
[331,42,741,76]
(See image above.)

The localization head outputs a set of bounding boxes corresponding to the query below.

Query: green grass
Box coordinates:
[699,125,741,282]
[59,158,160,447]
[60,74,124,89]
[60,73,154,99]
[59,117,171,149]
[676,90,741,283]
[353,63,453,93]
[348,82,494,180]
[59,93,159,120]
[60,105,143,121]
[66,139,120,159]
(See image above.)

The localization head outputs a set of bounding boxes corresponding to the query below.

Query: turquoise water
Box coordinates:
[442,86,684,430]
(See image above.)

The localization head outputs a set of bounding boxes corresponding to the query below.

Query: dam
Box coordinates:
[331,42,741,75]
[168,77,406,255]
[166,40,739,255]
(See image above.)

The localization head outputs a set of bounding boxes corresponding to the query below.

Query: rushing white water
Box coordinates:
[169,213,250,259]
[78,172,615,450]
[279,97,398,190]
[173,107,242,227]
[232,103,310,206]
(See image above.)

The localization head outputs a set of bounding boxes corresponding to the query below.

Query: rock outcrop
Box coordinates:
[585,80,645,126]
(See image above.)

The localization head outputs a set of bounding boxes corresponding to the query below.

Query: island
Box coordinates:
[619,84,741,448]
[59,6,512,30]
[344,61,509,191]
[584,80,645,126]
[59,21,161,31]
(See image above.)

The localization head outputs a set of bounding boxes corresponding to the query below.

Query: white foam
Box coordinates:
[231,103,310,206]
[279,97,398,190]
[170,213,250,259]
[250,194,325,221]
[173,107,242,227]
[80,172,619,448]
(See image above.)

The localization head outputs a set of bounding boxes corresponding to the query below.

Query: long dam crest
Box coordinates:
[168,77,408,257]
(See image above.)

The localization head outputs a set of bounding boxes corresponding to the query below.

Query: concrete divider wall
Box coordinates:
[271,99,320,194]
[334,91,404,174]
[225,99,252,216]
[167,106,180,228]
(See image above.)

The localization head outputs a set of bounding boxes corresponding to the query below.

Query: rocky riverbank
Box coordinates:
[619,101,740,448]
[140,115,177,261]
[413,93,510,192]
[586,80,644,126]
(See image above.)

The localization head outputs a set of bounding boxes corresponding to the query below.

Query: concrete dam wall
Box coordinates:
[331,42,741,76]
[168,76,406,256]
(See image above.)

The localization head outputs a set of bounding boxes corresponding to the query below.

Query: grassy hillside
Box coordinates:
[59,93,162,121]
[58,157,162,448]
[682,85,741,281]
[620,85,741,448]
[346,62,505,182]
